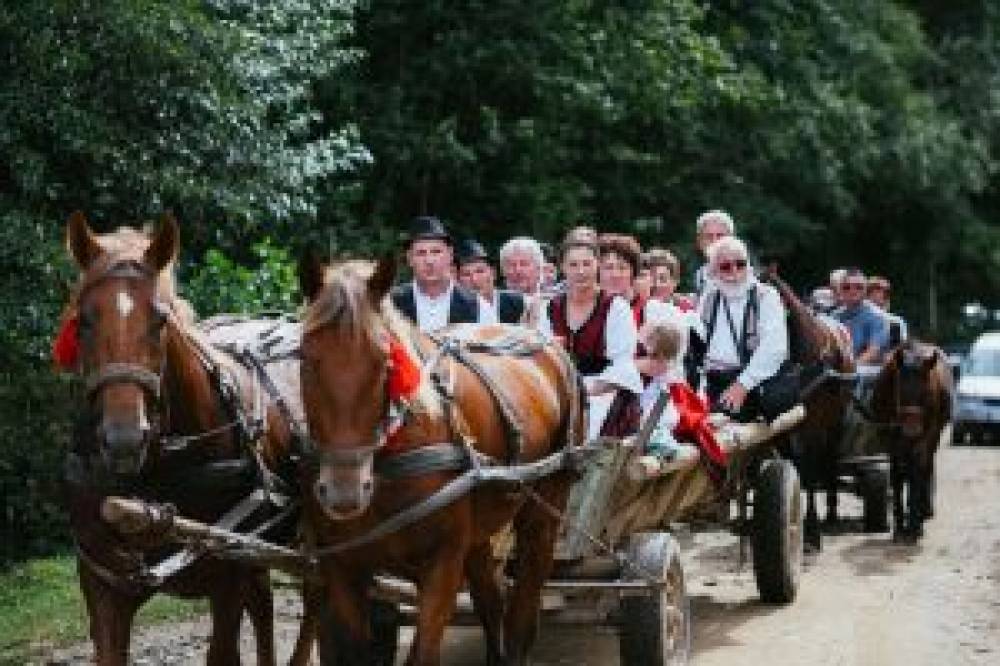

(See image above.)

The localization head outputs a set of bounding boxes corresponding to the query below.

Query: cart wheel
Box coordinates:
[861,465,890,533]
[618,532,691,665]
[752,458,803,604]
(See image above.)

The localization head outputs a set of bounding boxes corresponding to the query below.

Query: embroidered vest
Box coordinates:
[548,291,615,375]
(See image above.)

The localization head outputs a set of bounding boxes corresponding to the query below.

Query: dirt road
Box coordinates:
[47,433,1000,665]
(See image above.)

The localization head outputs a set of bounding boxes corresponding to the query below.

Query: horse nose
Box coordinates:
[100,422,147,468]
[314,479,367,520]
[103,422,145,449]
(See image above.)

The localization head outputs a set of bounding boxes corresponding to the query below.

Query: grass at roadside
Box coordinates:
[0,554,206,663]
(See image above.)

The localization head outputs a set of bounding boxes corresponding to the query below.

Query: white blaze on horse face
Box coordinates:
[116,291,135,319]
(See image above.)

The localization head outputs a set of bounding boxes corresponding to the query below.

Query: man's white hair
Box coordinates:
[499,236,544,266]
[829,268,847,287]
[706,235,748,267]
[695,209,736,234]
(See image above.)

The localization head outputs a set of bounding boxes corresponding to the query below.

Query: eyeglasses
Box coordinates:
[717,259,747,273]
[842,283,866,292]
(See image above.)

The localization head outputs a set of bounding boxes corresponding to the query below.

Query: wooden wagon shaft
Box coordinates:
[627,404,807,482]
[100,496,315,577]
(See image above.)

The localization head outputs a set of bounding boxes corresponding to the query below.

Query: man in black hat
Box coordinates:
[391,216,496,332]
[456,239,527,324]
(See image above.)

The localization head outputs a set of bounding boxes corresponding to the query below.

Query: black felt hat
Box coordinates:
[407,216,452,246]
[455,239,490,266]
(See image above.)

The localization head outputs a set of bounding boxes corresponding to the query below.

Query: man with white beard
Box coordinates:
[698,235,789,421]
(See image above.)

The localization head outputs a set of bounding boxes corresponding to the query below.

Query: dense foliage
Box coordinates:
[4,0,1000,560]
[0,0,365,561]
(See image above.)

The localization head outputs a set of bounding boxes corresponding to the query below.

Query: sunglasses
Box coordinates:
[717,259,748,273]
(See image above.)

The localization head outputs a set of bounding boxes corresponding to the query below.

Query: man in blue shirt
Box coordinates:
[866,275,908,349]
[835,268,889,364]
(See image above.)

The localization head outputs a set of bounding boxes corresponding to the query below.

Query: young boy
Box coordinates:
[637,317,728,480]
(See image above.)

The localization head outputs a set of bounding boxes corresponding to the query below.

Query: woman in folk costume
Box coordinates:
[598,233,673,328]
[537,238,642,440]
[698,235,790,421]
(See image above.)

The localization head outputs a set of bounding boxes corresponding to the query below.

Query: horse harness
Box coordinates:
[71,298,304,590]
[301,331,591,559]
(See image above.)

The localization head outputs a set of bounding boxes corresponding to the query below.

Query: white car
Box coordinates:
[954,332,1000,444]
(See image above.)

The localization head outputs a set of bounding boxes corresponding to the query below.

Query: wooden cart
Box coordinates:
[100,407,806,666]
[527,406,806,665]
[836,364,892,532]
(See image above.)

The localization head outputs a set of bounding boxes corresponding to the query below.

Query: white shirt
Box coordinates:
[699,279,788,391]
[413,281,496,333]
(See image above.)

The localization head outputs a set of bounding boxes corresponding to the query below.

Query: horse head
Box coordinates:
[299,251,406,520]
[877,340,941,438]
[759,266,848,369]
[64,211,179,475]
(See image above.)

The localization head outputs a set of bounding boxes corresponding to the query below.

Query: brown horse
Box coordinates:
[61,212,315,665]
[762,269,856,550]
[297,255,584,666]
[871,339,952,541]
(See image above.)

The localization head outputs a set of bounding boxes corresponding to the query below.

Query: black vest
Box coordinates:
[391,282,480,328]
[495,290,526,324]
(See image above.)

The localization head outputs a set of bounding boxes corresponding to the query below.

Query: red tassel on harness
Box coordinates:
[387,338,421,403]
[383,338,422,450]
[668,382,728,479]
[52,315,80,370]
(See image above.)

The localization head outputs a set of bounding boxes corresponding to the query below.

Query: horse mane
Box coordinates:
[303,260,377,340]
[302,260,442,419]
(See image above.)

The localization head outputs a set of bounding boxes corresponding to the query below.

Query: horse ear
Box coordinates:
[298,246,326,303]
[66,211,102,268]
[367,253,397,306]
[143,212,180,272]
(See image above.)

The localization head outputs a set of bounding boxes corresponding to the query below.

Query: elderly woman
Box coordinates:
[538,238,642,439]
[698,236,790,421]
